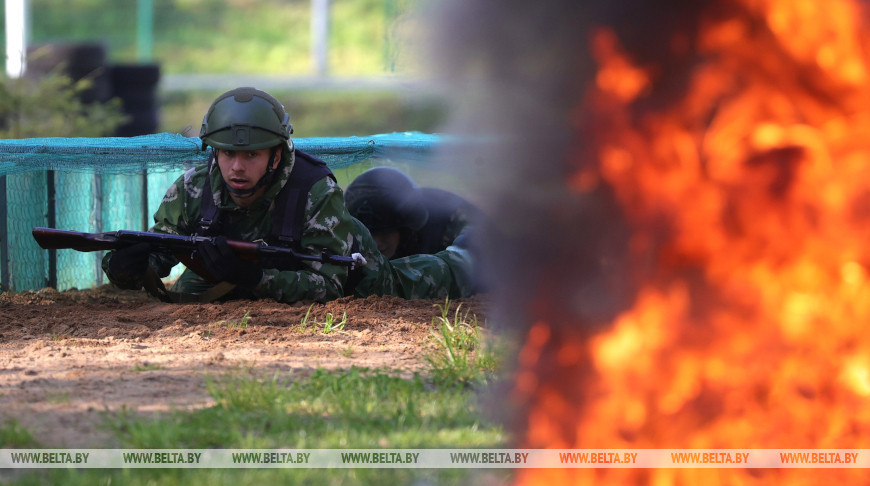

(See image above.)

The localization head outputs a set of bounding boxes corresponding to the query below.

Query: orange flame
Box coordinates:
[514,0,870,483]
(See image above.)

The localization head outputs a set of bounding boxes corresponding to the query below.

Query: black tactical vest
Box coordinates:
[195,149,333,248]
[194,149,363,294]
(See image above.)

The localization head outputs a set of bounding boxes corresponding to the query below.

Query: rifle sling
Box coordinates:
[142,267,236,303]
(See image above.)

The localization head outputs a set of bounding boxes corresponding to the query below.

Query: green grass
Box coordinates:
[425,299,503,387]
[222,310,251,330]
[130,362,163,373]
[4,302,509,486]
[8,367,507,485]
[320,312,347,334]
[0,419,38,447]
[298,303,316,332]
[45,392,71,405]
[296,306,349,335]
[12,466,510,486]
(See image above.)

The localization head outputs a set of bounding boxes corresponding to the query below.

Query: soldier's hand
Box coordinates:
[197,236,264,289]
[107,242,152,290]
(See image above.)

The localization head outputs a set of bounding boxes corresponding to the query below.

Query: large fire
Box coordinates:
[505,0,870,483]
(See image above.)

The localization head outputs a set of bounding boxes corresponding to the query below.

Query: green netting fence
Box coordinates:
[0,131,442,292]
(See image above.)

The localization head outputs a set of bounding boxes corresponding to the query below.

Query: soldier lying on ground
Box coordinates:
[350,218,476,300]
[345,166,486,296]
[344,166,482,259]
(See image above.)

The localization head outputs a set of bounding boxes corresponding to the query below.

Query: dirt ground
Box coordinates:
[0,287,488,447]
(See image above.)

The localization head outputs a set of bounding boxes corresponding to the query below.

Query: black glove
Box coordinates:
[106,242,152,290]
[196,236,264,289]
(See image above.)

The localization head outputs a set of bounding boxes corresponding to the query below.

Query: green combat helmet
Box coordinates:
[200,86,293,150]
[199,87,294,196]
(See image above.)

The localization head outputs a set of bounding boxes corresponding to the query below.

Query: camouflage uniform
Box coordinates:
[344,168,482,298]
[350,217,475,299]
[382,189,481,299]
[103,150,355,303]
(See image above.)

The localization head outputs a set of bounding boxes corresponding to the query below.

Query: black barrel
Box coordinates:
[108,63,162,136]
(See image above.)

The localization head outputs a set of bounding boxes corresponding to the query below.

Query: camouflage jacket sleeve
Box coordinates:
[388,242,475,300]
[252,176,354,303]
[348,216,397,298]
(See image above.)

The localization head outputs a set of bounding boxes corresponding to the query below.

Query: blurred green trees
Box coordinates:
[13,0,420,76]
[0,74,126,138]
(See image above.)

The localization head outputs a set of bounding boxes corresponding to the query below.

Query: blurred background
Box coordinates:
[1,0,442,138]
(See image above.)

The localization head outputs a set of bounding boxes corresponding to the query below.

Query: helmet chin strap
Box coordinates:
[219,146,281,198]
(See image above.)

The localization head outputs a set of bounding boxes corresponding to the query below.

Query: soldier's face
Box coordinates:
[373,230,401,259]
[217,148,281,198]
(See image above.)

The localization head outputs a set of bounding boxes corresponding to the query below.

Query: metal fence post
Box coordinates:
[0,175,7,290]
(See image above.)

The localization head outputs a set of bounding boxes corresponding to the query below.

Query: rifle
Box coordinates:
[31,227,368,302]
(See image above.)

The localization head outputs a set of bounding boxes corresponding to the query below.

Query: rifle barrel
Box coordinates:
[32,227,362,268]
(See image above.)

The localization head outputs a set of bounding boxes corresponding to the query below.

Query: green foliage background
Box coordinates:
[0,0,442,137]
[0,74,126,138]
[9,0,420,76]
